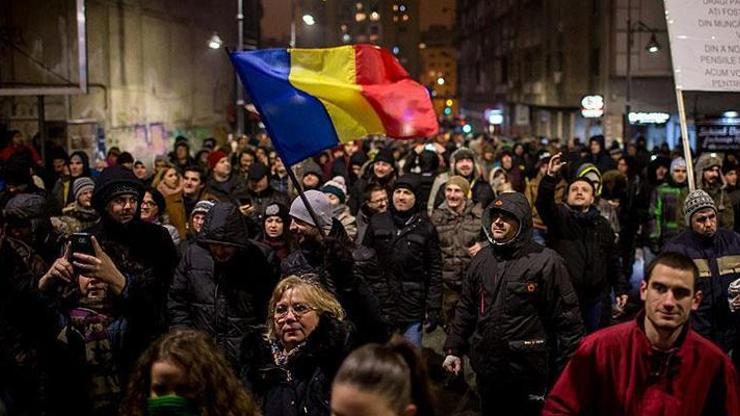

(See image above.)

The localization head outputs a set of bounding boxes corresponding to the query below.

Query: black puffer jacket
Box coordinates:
[241,317,352,416]
[362,210,443,324]
[444,192,584,388]
[168,202,278,368]
[536,175,629,304]
[281,219,391,344]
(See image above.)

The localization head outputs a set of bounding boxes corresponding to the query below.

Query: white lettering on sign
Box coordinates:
[666,0,740,91]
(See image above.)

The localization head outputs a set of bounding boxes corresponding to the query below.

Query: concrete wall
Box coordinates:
[1,0,242,162]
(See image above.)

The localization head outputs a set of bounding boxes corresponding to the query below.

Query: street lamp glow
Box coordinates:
[645,33,660,54]
[302,14,316,26]
[208,33,223,50]
[724,111,739,118]
[370,11,380,21]
[436,77,445,86]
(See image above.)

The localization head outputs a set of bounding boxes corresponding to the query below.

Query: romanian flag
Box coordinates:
[230,45,439,166]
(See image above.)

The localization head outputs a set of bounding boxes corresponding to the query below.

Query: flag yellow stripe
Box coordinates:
[288,46,386,143]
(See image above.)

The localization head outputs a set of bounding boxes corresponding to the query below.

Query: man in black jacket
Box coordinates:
[282,190,391,345]
[168,201,278,368]
[442,192,584,415]
[362,174,443,346]
[537,153,630,333]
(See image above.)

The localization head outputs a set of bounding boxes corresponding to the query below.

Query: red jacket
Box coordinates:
[544,316,740,416]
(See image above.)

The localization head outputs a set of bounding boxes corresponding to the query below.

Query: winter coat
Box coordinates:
[162,191,188,240]
[51,203,100,237]
[245,186,292,225]
[332,204,357,241]
[543,316,740,416]
[444,192,583,388]
[536,175,629,305]
[281,220,391,343]
[202,174,248,204]
[662,229,740,353]
[362,210,444,324]
[241,317,353,416]
[428,148,495,215]
[84,217,178,376]
[168,202,278,368]
[646,180,689,249]
[430,200,486,288]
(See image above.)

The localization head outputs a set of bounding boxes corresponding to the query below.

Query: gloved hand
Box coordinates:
[442,355,462,375]
[424,316,439,333]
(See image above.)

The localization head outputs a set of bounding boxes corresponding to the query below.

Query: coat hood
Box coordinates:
[694,152,725,190]
[198,201,250,248]
[482,192,532,247]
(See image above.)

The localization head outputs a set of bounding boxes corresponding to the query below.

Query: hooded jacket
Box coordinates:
[695,153,734,229]
[428,147,494,215]
[168,202,278,368]
[536,175,629,304]
[444,192,583,388]
[647,174,689,248]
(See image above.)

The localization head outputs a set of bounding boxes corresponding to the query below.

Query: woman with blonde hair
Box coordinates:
[120,329,258,416]
[152,163,187,239]
[241,275,353,416]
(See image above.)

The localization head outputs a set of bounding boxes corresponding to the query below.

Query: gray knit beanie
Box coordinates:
[684,189,716,225]
[72,177,95,200]
[289,190,333,234]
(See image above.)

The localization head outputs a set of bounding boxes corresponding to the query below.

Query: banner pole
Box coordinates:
[675,87,695,192]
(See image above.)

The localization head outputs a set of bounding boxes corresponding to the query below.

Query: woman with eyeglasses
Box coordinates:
[241,275,353,416]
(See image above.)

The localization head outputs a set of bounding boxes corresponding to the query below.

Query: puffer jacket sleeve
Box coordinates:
[443,258,480,356]
[424,223,444,318]
[167,250,192,328]
[536,174,562,235]
[541,253,584,373]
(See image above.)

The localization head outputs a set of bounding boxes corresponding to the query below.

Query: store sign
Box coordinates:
[581,95,605,118]
[628,112,671,125]
[515,104,530,126]
[664,0,740,92]
[698,120,740,151]
[485,109,504,125]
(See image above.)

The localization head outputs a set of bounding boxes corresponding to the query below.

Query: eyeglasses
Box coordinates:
[274,303,316,319]
[369,197,388,205]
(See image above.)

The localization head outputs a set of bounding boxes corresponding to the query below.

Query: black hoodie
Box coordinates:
[444,192,583,386]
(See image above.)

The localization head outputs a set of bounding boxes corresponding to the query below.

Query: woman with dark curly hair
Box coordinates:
[120,329,258,416]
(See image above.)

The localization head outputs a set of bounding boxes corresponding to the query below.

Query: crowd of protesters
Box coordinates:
[1,126,739,415]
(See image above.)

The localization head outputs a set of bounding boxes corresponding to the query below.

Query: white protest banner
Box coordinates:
[664,0,740,92]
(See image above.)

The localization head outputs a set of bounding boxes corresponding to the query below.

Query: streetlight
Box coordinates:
[208,33,223,50]
[302,14,316,26]
[624,0,665,141]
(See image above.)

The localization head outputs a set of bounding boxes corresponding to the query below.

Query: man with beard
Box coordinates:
[283,190,390,344]
[168,201,278,368]
[537,153,629,332]
[662,190,740,366]
[695,153,734,229]
[349,148,397,215]
[444,192,583,415]
[429,147,494,215]
[544,252,739,415]
[181,166,206,217]
[363,174,443,346]
[723,161,740,233]
[72,166,177,375]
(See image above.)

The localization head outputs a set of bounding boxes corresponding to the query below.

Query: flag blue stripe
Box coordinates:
[231,49,340,166]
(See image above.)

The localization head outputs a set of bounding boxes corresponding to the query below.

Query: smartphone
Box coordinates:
[69,233,95,277]
[70,233,95,256]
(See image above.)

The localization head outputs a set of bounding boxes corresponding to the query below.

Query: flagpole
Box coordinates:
[285,163,328,239]
[676,87,695,191]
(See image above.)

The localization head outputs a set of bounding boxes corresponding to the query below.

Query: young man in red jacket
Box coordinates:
[544,252,739,415]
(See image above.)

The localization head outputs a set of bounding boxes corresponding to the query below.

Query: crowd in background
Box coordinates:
[1,126,739,415]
